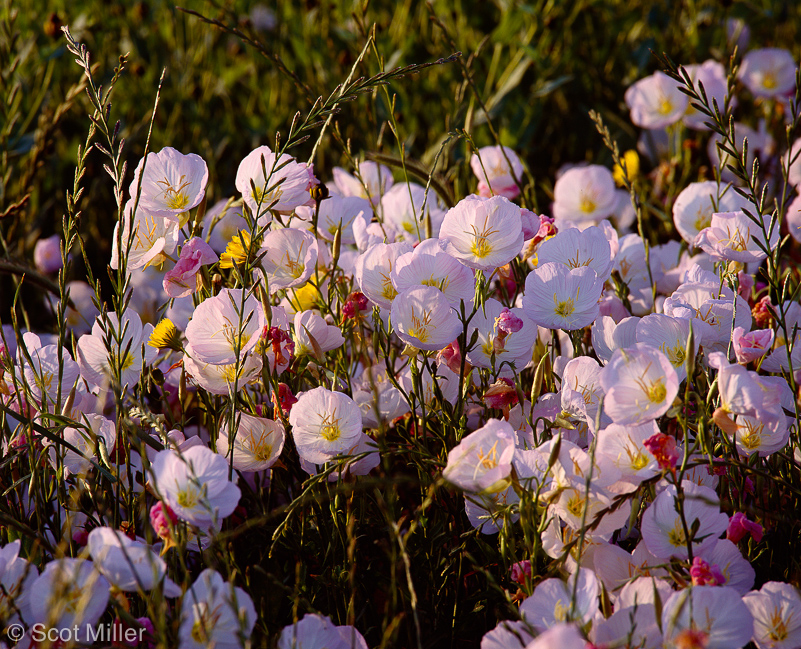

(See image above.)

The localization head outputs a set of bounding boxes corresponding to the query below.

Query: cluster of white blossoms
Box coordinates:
[5,25,801,649]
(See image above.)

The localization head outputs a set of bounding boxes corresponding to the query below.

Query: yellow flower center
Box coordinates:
[220,363,244,383]
[554,295,576,318]
[724,225,750,252]
[566,491,585,518]
[624,442,650,471]
[245,431,275,462]
[177,485,201,509]
[646,378,667,403]
[407,307,432,343]
[320,410,342,442]
[149,318,179,349]
[157,175,192,212]
[553,599,569,622]
[471,238,493,258]
[283,246,306,279]
[467,215,500,259]
[380,273,398,302]
[739,419,763,451]
[580,196,597,214]
[694,208,712,233]
[476,441,500,471]
[253,184,283,208]
[769,606,789,641]
[565,251,594,270]
[190,604,221,644]
[668,519,686,547]
[35,371,55,393]
[421,274,451,292]
[657,97,674,115]
[662,341,686,368]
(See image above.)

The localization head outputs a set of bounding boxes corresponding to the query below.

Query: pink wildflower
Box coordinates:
[496,308,523,335]
[483,378,518,412]
[163,237,218,298]
[150,501,178,544]
[263,326,295,372]
[727,512,763,544]
[690,557,727,586]
[134,617,155,648]
[751,296,774,328]
[342,291,370,321]
[731,327,774,364]
[273,382,298,417]
[470,145,524,199]
[522,210,556,244]
[643,432,680,470]
[437,340,465,374]
[737,271,754,299]
[511,560,532,585]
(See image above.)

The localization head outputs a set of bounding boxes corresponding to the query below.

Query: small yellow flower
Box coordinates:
[612,150,640,186]
[220,230,256,269]
[149,318,183,351]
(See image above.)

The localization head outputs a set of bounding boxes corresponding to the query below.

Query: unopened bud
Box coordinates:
[331,225,342,270]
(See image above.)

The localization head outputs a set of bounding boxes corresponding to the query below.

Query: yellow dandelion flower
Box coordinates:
[149,318,183,351]
[220,230,256,269]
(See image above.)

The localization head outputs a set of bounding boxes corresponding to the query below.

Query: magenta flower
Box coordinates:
[643,432,680,471]
[496,308,523,335]
[437,339,464,374]
[522,211,556,244]
[752,296,774,328]
[510,560,532,585]
[727,512,763,544]
[342,291,369,320]
[690,557,727,587]
[483,378,518,411]
[150,501,178,543]
[272,382,298,417]
[163,238,218,298]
